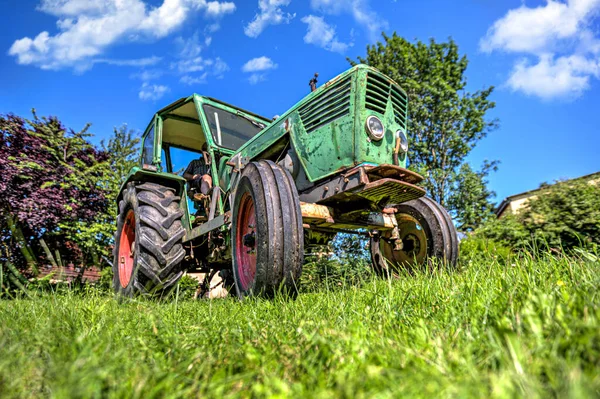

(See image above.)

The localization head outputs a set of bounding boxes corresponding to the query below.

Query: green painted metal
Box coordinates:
[117,64,410,236]
[229,64,408,183]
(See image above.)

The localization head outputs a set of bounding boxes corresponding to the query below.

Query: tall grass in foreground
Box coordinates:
[0,251,598,398]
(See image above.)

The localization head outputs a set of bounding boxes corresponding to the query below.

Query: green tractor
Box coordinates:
[113,64,458,298]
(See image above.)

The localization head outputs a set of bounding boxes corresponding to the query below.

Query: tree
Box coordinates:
[58,124,140,266]
[100,124,141,203]
[0,112,110,270]
[448,160,498,231]
[351,34,498,230]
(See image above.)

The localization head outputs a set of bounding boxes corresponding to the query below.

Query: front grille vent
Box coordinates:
[365,73,408,129]
[299,76,352,133]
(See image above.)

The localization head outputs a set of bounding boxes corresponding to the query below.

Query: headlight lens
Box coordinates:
[365,116,385,141]
[397,130,408,152]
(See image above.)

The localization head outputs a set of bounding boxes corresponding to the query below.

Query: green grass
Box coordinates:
[1,252,599,398]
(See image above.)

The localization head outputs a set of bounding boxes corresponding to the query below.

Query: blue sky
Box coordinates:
[1,0,599,204]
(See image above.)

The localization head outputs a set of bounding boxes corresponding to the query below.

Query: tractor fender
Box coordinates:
[116,167,186,210]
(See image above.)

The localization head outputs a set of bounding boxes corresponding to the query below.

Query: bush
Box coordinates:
[475,178,600,252]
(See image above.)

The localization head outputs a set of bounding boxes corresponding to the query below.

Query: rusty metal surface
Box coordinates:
[300,202,335,224]
[298,167,369,203]
[357,179,425,206]
[317,178,425,212]
[301,200,396,231]
[299,164,425,213]
[365,164,424,185]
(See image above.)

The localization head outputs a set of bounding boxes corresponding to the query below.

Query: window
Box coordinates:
[160,147,169,173]
[170,147,201,177]
[142,125,155,165]
[170,146,204,212]
[203,104,265,150]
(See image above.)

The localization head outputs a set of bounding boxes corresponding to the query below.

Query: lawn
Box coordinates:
[1,252,599,398]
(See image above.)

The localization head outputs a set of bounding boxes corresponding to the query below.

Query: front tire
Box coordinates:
[231,161,304,298]
[113,182,186,297]
[370,196,458,275]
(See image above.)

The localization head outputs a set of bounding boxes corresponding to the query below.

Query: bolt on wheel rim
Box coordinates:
[118,210,136,288]
[236,193,257,290]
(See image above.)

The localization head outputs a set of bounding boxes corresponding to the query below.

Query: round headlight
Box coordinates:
[365,116,385,141]
[397,130,408,152]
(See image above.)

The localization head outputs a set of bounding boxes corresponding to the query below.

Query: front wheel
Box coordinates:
[231,161,304,298]
[112,182,186,297]
[370,197,458,275]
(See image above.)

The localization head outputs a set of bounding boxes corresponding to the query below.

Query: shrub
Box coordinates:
[476,178,600,252]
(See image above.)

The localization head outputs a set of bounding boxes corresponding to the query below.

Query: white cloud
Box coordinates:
[178,57,229,85]
[248,73,266,84]
[131,69,164,81]
[172,57,207,74]
[175,33,204,59]
[139,82,169,101]
[203,22,221,46]
[301,15,351,53]
[481,0,600,54]
[242,56,277,84]
[242,56,278,72]
[480,0,600,100]
[168,30,229,85]
[8,0,236,71]
[244,0,295,38]
[95,56,161,67]
[212,57,229,76]
[205,0,235,16]
[180,73,209,85]
[310,0,387,42]
[38,0,117,17]
[507,54,600,99]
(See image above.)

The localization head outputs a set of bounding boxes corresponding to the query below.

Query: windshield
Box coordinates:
[203,104,265,150]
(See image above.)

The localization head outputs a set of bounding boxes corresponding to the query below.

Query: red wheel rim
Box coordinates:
[235,192,257,291]
[118,210,136,288]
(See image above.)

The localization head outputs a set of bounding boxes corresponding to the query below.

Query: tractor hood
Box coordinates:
[233,65,409,184]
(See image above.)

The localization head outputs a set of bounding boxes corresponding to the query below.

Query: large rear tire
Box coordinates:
[370,196,458,275]
[231,161,304,298]
[113,182,186,297]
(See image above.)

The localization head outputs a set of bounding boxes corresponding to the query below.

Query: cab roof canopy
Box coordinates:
[157,95,270,153]
[159,97,205,153]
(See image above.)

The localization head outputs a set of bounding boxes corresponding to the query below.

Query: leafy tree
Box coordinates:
[0,112,110,270]
[56,125,140,266]
[475,179,600,251]
[448,160,498,231]
[351,34,498,230]
[100,124,140,203]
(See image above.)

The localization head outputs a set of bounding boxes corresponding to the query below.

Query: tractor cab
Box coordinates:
[138,95,271,225]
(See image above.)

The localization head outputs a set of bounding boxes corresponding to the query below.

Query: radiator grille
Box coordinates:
[299,76,352,133]
[365,73,408,130]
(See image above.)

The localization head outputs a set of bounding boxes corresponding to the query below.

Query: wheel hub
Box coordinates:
[243,231,256,248]
[402,233,421,254]
[380,214,428,268]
